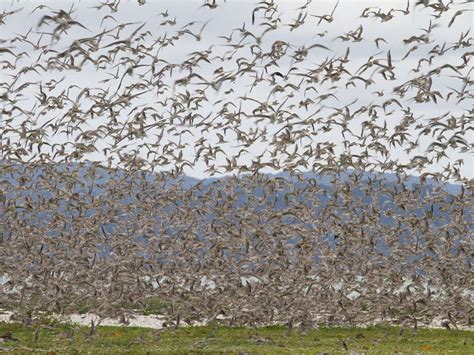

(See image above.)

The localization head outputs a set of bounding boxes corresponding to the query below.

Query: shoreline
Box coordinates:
[1,309,472,331]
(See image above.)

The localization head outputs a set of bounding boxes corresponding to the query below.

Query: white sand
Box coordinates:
[0,309,472,331]
[0,310,207,330]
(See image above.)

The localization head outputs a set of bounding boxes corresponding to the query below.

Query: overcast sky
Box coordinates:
[1,0,473,180]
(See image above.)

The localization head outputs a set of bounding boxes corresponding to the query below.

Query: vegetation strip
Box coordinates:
[1,322,473,353]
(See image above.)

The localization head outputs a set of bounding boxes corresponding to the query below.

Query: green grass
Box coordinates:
[0,321,472,354]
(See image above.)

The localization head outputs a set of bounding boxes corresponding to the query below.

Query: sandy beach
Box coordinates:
[1,309,472,331]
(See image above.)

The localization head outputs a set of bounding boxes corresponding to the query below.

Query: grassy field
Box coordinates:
[0,321,472,354]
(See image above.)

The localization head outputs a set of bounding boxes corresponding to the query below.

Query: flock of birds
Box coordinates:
[0,0,473,331]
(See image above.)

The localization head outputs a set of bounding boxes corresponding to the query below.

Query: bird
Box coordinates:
[448,9,473,28]
[311,0,339,25]
[0,0,471,334]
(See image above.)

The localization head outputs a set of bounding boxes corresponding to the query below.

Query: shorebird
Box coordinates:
[0,0,471,332]
[311,0,339,25]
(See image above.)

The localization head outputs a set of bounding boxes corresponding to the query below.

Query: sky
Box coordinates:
[1,0,473,180]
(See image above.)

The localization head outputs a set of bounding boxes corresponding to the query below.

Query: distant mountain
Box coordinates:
[1,161,470,255]
[0,160,462,193]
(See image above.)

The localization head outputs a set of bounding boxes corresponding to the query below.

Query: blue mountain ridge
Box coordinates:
[1,161,471,260]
